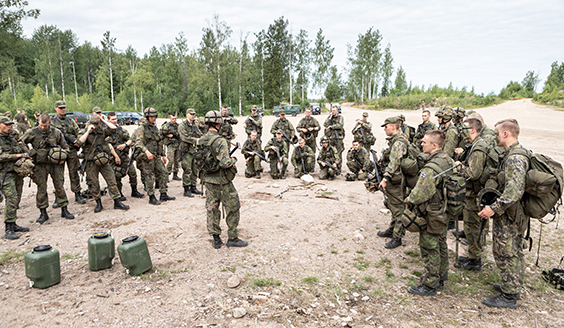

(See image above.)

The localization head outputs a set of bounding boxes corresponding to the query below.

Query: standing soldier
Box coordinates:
[405,130,453,296]
[242,130,265,179]
[317,136,339,180]
[1,117,31,239]
[296,108,320,157]
[377,117,408,249]
[346,141,374,181]
[199,110,247,249]
[51,101,87,205]
[14,109,30,135]
[218,105,237,141]
[135,107,176,205]
[436,108,459,159]
[106,112,144,199]
[270,109,297,163]
[22,113,75,223]
[131,117,147,190]
[265,130,289,179]
[398,114,416,143]
[323,105,345,168]
[77,115,130,213]
[161,113,181,181]
[352,112,375,151]
[413,110,437,149]
[291,138,315,178]
[244,105,263,140]
[8,126,27,209]
[467,112,497,147]
[179,108,203,197]
[478,119,527,309]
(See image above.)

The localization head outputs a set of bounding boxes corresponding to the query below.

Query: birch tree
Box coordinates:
[101,31,116,104]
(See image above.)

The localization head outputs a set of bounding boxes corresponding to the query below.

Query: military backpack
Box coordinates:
[195,135,222,174]
[425,162,466,216]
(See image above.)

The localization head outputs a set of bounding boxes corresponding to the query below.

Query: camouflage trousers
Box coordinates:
[293,157,314,178]
[33,163,69,209]
[136,160,146,188]
[346,161,369,181]
[205,182,241,239]
[492,214,525,295]
[268,155,288,179]
[181,151,198,187]
[1,171,19,223]
[166,145,180,174]
[141,157,168,196]
[305,139,317,157]
[114,155,138,191]
[464,196,489,260]
[385,181,406,239]
[318,165,336,180]
[244,155,262,177]
[15,175,23,207]
[330,139,344,168]
[85,161,120,200]
[66,148,82,193]
[419,226,449,289]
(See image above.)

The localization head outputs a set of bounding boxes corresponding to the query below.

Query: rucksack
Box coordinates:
[398,138,427,188]
[425,162,466,216]
[195,135,222,174]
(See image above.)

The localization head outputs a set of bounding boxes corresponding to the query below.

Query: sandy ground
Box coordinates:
[0,99,563,328]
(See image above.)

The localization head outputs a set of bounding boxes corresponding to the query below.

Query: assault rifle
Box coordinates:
[319,159,341,174]
[456,143,473,162]
[275,123,297,145]
[358,121,368,147]
[244,146,268,163]
[297,146,307,174]
[229,142,240,157]
[432,163,461,179]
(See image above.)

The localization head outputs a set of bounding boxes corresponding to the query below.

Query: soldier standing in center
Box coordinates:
[218,105,237,141]
[161,113,181,181]
[265,130,289,179]
[179,108,203,197]
[244,105,263,141]
[135,107,176,205]
[324,105,345,169]
[352,112,375,151]
[270,109,296,167]
[346,140,374,181]
[297,108,320,158]
[377,117,408,249]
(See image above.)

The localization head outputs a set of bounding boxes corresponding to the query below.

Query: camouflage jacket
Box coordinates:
[200,130,237,185]
[383,133,408,181]
[161,121,180,147]
[270,118,296,140]
[296,116,320,140]
[242,138,264,158]
[347,147,372,172]
[105,126,132,158]
[265,137,288,159]
[77,125,114,161]
[352,120,372,143]
[413,121,437,144]
[0,132,27,172]
[317,145,339,166]
[459,137,488,195]
[179,119,203,154]
[218,115,237,140]
[51,113,80,147]
[324,114,345,140]
[244,114,263,136]
[22,126,68,152]
[441,122,459,159]
[481,125,497,147]
[135,122,164,157]
[490,142,528,216]
[291,145,314,167]
[401,123,416,143]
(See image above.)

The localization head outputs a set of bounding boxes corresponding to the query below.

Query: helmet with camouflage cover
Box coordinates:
[400,208,427,232]
[477,188,501,208]
[14,157,34,176]
[441,108,454,121]
[48,147,68,164]
[143,107,158,118]
[345,173,357,181]
[435,110,444,118]
[204,110,223,124]
[92,151,110,167]
[113,164,127,179]
[320,136,329,144]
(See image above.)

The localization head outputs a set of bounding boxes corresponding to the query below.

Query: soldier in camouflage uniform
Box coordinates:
[200,110,247,249]
[467,112,497,147]
[77,115,130,213]
[413,110,437,150]
[0,117,30,239]
[270,109,296,162]
[352,112,375,151]
[397,114,416,143]
[218,105,237,141]
[244,105,263,140]
[265,130,289,179]
[346,141,374,181]
[7,126,26,208]
[106,112,144,200]
[405,130,453,296]
[161,113,181,181]
[242,130,265,179]
[377,117,408,249]
[14,109,30,135]
[478,119,527,309]
[317,136,339,180]
[135,107,176,205]
[131,117,146,189]
[435,108,459,159]
[323,105,345,168]
[296,108,320,157]
[179,108,203,197]
[51,101,87,205]
[22,114,75,223]
[291,138,315,178]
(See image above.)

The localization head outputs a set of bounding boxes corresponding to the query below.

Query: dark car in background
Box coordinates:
[331,103,342,114]
[273,104,300,117]
[65,111,89,128]
[128,112,142,125]
[115,112,131,126]
[311,104,321,115]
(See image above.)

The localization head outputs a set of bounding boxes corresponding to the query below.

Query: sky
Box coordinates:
[21,0,564,96]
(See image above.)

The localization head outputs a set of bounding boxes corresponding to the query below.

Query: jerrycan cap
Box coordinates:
[33,245,52,252]
[93,232,110,239]
[122,235,139,243]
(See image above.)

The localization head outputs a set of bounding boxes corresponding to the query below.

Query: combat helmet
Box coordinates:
[48,147,68,164]
[143,107,158,117]
[14,157,34,176]
[204,110,223,124]
[477,188,501,208]
[113,164,127,179]
[92,151,110,167]
[320,136,329,144]
[400,208,427,232]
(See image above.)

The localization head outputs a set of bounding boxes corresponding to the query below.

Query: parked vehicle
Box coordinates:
[65,111,89,128]
[256,106,264,116]
[115,112,131,126]
[331,103,342,114]
[311,104,321,115]
[273,104,300,117]
[128,112,142,125]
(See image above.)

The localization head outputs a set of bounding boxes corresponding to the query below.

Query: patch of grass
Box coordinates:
[320,191,333,195]
[302,276,318,284]
[61,253,81,260]
[350,283,368,292]
[404,250,420,257]
[412,270,422,277]
[403,276,418,286]
[0,248,26,264]
[399,264,409,270]
[344,250,350,253]
[373,286,385,297]
[331,250,338,254]
[221,266,236,273]
[363,276,375,283]
[356,250,365,254]
[385,271,395,278]
[329,284,343,296]
[317,254,324,257]
[375,257,391,268]
[274,214,279,217]
[353,256,370,271]
[289,286,303,295]
[249,277,282,288]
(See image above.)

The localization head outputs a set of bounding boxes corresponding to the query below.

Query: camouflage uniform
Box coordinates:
[346,146,374,181]
[0,131,28,224]
[296,116,320,155]
[324,114,345,168]
[22,126,70,209]
[201,130,241,239]
[489,142,528,295]
[135,121,169,196]
[161,121,180,175]
[413,121,437,149]
[14,112,29,135]
[265,137,288,179]
[219,115,237,141]
[179,117,203,188]
[291,144,314,177]
[105,126,138,193]
[51,114,82,194]
[481,125,497,147]
[441,122,459,159]
[382,132,409,239]
[270,117,296,158]
[241,137,264,177]
[244,113,263,140]
[130,126,146,189]
[400,122,416,143]
[405,150,454,289]
[9,128,26,207]
[352,120,374,151]
[317,144,339,180]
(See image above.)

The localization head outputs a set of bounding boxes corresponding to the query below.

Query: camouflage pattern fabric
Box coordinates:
[291,145,314,177]
[161,121,180,174]
[140,157,168,196]
[219,115,237,140]
[352,120,373,151]
[0,132,28,223]
[205,182,240,239]
[317,145,338,180]
[324,114,345,167]
[413,121,437,149]
[200,130,237,185]
[296,116,320,155]
[441,123,459,159]
[481,125,497,148]
[419,227,449,288]
[244,114,263,139]
[135,121,168,195]
[265,137,288,178]
[270,118,296,141]
[52,114,81,193]
[346,147,373,181]
[106,127,138,190]
[400,123,416,143]
[382,133,408,181]
[84,160,120,199]
[242,138,264,176]
[179,119,202,187]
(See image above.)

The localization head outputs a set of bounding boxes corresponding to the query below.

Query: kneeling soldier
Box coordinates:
[291,138,315,178]
[346,141,374,181]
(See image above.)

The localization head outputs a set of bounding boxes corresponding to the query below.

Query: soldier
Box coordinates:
[323,105,345,168]
[200,110,247,249]
[265,130,289,179]
[22,113,75,223]
[270,109,296,161]
[296,108,320,157]
[405,130,453,296]
[1,117,30,239]
[413,110,437,149]
[51,101,87,206]
[179,108,203,197]
[105,112,144,200]
[8,126,26,208]
[161,113,181,181]
[14,109,30,135]
[436,108,459,159]
[377,117,408,249]
[135,107,175,205]
[352,112,375,151]
[398,114,416,143]
[131,117,147,190]
[467,112,496,147]
[77,115,130,213]
[242,130,265,179]
[218,105,237,141]
[291,138,315,178]
[346,141,374,181]
[244,105,263,140]
[478,119,527,309]
[317,136,339,180]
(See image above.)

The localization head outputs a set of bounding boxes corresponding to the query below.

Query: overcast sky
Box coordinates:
[21,0,564,96]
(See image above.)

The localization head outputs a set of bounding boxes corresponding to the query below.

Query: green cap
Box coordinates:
[54,101,66,108]
[279,109,286,114]
[92,107,102,113]
[0,117,14,125]
[381,116,401,127]
[398,114,406,122]
[187,108,196,115]
[362,112,368,117]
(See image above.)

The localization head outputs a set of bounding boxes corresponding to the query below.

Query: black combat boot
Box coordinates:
[183,186,194,198]
[384,237,402,249]
[75,192,86,204]
[4,222,19,240]
[149,194,161,205]
[94,198,103,213]
[226,238,248,248]
[255,171,261,179]
[213,235,222,249]
[328,175,334,181]
[13,221,29,232]
[454,256,471,269]
[452,229,466,239]
[131,186,144,198]
[36,208,49,224]
[114,199,130,210]
[482,293,518,309]
[377,227,394,238]
[160,193,176,201]
[408,284,437,296]
[117,187,126,202]
[61,206,75,220]
[191,185,203,195]
[280,171,286,179]
[436,280,445,291]
[172,173,182,181]
[462,258,482,271]
[492,284,521,300]
[52,199,59,209]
